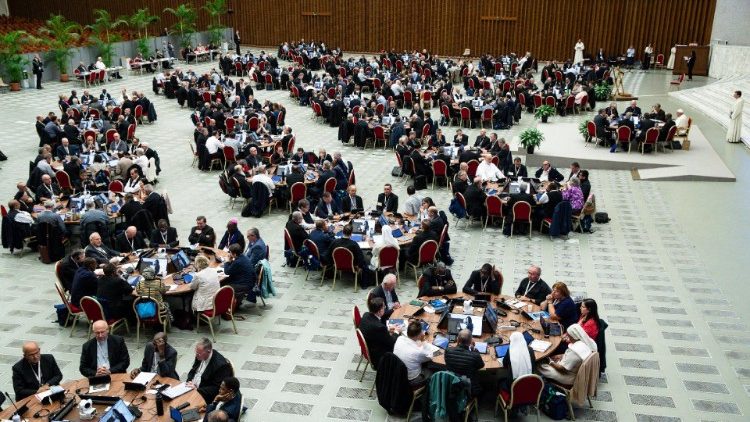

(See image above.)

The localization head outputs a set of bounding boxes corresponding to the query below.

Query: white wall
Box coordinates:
[711,0,750,46]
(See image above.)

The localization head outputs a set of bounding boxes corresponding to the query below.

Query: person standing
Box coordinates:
[32,54,44,89]
[233,31,241,56]
[727,90,744,144]
[686,50,696,81]
[667,45,677,70]
[573,39,585,65]
[642,44,653,70]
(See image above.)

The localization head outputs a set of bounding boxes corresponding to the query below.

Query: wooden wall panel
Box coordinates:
[10,0,716,62]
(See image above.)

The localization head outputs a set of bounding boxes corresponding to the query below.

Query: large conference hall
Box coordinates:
[0,0,749,421]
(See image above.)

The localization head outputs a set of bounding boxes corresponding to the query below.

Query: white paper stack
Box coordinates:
[530,339,552,353]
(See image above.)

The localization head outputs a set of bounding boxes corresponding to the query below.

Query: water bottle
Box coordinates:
[155,392,164,416]
[465,316,473,333]
[12,413,20,422]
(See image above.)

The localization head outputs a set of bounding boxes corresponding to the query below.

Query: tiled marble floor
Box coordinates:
[0,51,748,422]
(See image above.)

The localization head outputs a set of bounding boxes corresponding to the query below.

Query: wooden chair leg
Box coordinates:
[208,317,216,342]
[369,379,376,397]
[359,361,368,381]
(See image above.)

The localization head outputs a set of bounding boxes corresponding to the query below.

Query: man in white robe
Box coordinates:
[727,90,744,144]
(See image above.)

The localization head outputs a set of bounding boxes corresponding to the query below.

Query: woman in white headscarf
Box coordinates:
[501,331,535,391]
[537,323,597,385]
[370,225,400,270]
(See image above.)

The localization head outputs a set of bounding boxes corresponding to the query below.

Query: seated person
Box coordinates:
[36,175,61,202]
[535,160,564,182]
[463,177,487,219]
[419,262,457,297]
[370,274,400,320]
[188,215,217,247]
[540,281,578,329]
[370,226,400,270]
[314,191,342,219]
[308,220,333,258]
[444,329,484,396]
[130,332,179,379]
[376,183,399,213]
[514,265,551,305]
[84,232,121,265]
[96,263,134,320]
[577,299,600,341]
[462,263,501,295]
[12,341,63,400]
[186,338,233,404]
[71,257,99,307]
[323,223,366,270]
[285,211,309,252]
[341,184,363,213]
[115,226,147,253]
[79,320,130,377]
[506,157,528,178]
[135,267,169,315]
[58,249,85,291]
[150,219,179,247]
[393,320,435,387]
[475,153,504,182]
[405,220,438,266]
[202,377,243,422]
[358,297,399,369]
[218,218,245,251]
[223,243,256,303]
[500,332,535,391]
[537,324,597,385]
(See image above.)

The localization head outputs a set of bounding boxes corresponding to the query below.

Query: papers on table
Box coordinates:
[89,383,110,393]
[162,382,194,399]
[35,385,64,401]
[357,241,370,249]
[132,371,156,385]
[505,298,527,309]
[422,341,441,356]
[530,339,552,353]
[168,284,179,291]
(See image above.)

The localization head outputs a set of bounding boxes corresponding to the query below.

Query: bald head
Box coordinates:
[93,320,109,342]
[457,329,472,346]
[22,341,41,364]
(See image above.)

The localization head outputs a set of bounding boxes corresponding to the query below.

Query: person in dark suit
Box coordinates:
[444,329,485,396]
[119,194,143,226]
[143,185,170,225]
[150,219,179,247]
[358,297,399,369]
[203,377,243,422]
[534,161,564,182]
[458,148,480,164]
[314,191,342,219]
[370,274,400,320]
[223,244,256,303]
[635,113,657,151]
[409,148,433,181]
[406,220,438,266]
[463,177,487,219]
[593,108,610,144]
[12,341,63,400]
[659,113,675,142]
[687,50,696,80]
[243,228,266,283]
[55,138,79,160]
[186,338,234,404]
[131,332,179,379]
[114,226,147,253]
[71,258,99,307]
[376,183,399,213]
[323,224,366,269]
[32,54,43,89]
[617,113,636,148]
[419,262,457,297]
[462,263,501,295]
[473,129,491,149]
[80,320,130,377]
[341,184,364,213]
[453,129,469,146]
[285,212,309,252]
[188,216,216,247]
[58,249,85,291]
[514,265,552,305]
[506,157,528,178]
[217,219,245,251]
[308,220,334,258]
[96,263,134,320]
[84,233,120,265]
[624,100,641,117]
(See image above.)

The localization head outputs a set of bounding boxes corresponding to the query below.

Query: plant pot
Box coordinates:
[526,146,535,154]
[9,82,21,91]
[541,115,548,123]
[59,73,69,82]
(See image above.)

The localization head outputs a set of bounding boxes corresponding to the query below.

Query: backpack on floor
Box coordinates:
[594,212,610,224]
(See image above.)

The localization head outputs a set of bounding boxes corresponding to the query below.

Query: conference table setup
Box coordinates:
[325,212,418,251]
[389,293,563,369]
[75,66,126,88]
[0,373,204,422]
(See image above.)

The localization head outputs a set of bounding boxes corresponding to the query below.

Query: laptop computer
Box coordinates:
[473,293,491,302]
[100,400,136,422]
[170,250,190,272]
[351,220,367,234]
[170,406,201,422]
[494,344,510,359]
[540,316,562,336]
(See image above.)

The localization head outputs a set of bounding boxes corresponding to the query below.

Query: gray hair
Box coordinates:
[292,211,303,223]
[196,337,213,351]
[247,227,260,238]
[568,177,580,187]
[457,329,472,345]
[382,273,397,286]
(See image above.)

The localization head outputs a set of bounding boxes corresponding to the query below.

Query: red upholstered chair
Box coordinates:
[375,245,399,284]
[421,91,432,108]
[670,73,685,87]
[355,328,377,396]
[196,286,238,341]
[265,73,273,90]
[234,61,243,76]
[375,103,385,117]
[511,201,532,238]
[312,102,324,121]
[225,117,235,133]
[454,192,469,227]
[352,305,362,329]
[105,129,117,145]
[661,124,677,152]
[586,121,601,147]
[406,240,438,283]
[89,109,100,119]
[554,70,563,82]
[109,180,123,193]
[324,177,337,194]
[641,127,660,155]
[518,92,526,110]
[202,91,211,103]
[564,95,576,115]
[374,126,387,149]
[55,170,73,193]
[484,195,504,230]
[545,96,556,107]
[80,296,129,339]
[339,67,347,78]
[87,72,96,86]
[328,87,336,99]
[460,107,471,128]
[284,228,302,274]
[441,104,454,126]
[533,94,542,111]
[289,182,307,212]
[55,281,84,337]
[617,126,632,153]
[132,296,169,344]
[248,116,259,131]
[654,53,665,68]
[348,170,356,186]
[307,152,318,164]
[403,90,413,108]
[578,93,589,112]
[330,247,361,292]
[222,146,236,171]
[481,108,493,129]
[503,80,512,93]
[495,374,545,422]
[134,104,145,125]
[286,136,295,154]
[467,159,479,179]
[303,239,325,281]
[431,159,448,190]
[126,124,136,141]
[373,78,382,91]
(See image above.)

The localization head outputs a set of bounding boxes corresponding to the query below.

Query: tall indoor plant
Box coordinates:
[203,0,228,46]
[87,9,129,67]
[0,30,30,91]
[39,14,81,82]
[534,105,555,123]
[519,128,545,154]
[129,8,160,57]
[164,4,197,49]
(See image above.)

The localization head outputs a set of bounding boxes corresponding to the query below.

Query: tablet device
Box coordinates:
[473,342,488,354]
[433,334,449,349]
[494,344,510,358]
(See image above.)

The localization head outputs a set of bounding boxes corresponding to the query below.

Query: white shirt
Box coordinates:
[476,161,504,182]
[134,155,149,173]
[95,60,106,70]
[124,177,141,193]
[191,351,213,387]
[538,170,550,182]
[393,336,433,380]
[675,114,689,129]
[206,136,224,155]
[251,173,275,196]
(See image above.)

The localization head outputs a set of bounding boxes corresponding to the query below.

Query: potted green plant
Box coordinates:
[164,4,197,49]
[87,9,129,67]
[594,83,612,101]
[203,0,228,46]
[40,14,81,82]
[0,30,30,91]
[534,104,555,123]
[578,120,590,140]
[519,128,544,154]
[129,8,160,57]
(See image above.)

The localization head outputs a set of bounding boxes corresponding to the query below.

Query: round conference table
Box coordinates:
[389,293,563,370]
[326,212,417,251]
[0,374,204,421]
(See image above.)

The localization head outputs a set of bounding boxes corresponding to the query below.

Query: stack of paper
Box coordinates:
[529,339,552,353]
[132,371,156,385]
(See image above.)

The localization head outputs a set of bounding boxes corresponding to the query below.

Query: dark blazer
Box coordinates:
[453,134,469,146]
[358,312,397,369]
[71,267,99,307]
[324,237,365,268]
[636,118,656,142]
[218,229,245,251]
[223,253,255,287]
[659,119,675,142]
[55,144,80,159]
[419,267,457,297]
[315,200,342,219]
[114,232,147,253]
[462,270,501,295]
[406,229,438,265]
[139,342,179,379]
[376,193,399,213]
[534,166,564,182]
[370,285,399,319]
[12,354,64,400]
[463,184,487,219]
[474,135,491,149]
[79,335,130,377]
[285,220,309,251]
[308,229,334,257]
[188,225,216,247]
[506,164,528,178]
[143,192,170,225]
[150,227,179,247]
[187,350,233,404]
[244,238,267,278]
[204,393,242,422]
[514,278,552,305]
[59,255,80,291]
[341,194,364,213]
